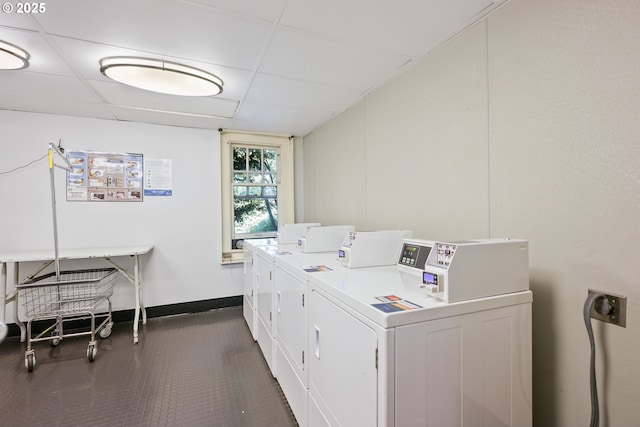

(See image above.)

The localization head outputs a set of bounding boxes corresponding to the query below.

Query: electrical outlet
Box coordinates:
[588,289,627,327]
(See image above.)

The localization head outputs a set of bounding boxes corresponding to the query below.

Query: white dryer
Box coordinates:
[306,238,533,427]
[254,243,298,375]
[254,225,353,378]
[274,251,345,427]
[242,238,276,341]
[273,230,413,427]
[243,223,320,343]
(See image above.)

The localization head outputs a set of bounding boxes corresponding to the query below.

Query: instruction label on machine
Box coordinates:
[372,295,422,313]
[302,265,333,273]
[66,151,143,202]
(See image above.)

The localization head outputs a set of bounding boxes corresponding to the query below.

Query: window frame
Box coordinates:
[231,144,279,239]
[220,130,294,263]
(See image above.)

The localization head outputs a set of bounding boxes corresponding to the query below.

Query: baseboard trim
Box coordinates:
[4,296,243,338]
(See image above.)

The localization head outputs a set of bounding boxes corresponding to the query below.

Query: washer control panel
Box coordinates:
[398,242,431,269]
[435,243,457,267]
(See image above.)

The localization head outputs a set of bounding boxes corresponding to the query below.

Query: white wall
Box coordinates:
[303,0,640,426]
[303,102,368,228]
[0,110,242,319]
[293,136,306,221]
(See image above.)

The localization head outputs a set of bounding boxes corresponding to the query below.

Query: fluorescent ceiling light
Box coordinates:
[100,57,223,96]
[0,40,29,70]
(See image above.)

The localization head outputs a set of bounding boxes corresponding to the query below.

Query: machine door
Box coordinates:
[255,250,273,328]
[395,303,532,427]
[275,265,307,382]
[308,288,378,427]
[242,245,257,340]
[243,245,254,303]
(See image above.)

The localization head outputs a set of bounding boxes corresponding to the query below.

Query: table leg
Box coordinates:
[132,254,140,344]
[104,256,145,344]
[138,255,147,325]
[1,262,6,324]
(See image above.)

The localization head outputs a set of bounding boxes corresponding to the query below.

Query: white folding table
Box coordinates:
[0,244,153,344]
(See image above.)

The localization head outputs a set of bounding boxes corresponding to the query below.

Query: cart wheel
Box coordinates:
[87,343,97,362]
[50,331,61,347]
[25,353,35,372]
[99,323,113,339]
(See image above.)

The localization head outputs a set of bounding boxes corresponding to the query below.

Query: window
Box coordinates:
[220,131,294,263]
[232,146,278,237]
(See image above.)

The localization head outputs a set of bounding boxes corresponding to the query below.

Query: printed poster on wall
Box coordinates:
[144,158,173,196]
[66,151,144,202]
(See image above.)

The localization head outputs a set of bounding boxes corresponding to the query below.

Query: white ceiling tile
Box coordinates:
[280,0,497,57]
[260,28,410,91]
[247,73,363,111]
[108,105,233,130]
[0,72,102,102]
[0,96,115,120]
[184,0,286,23]
[0,11,37,30]
[31,0,273,70]
[89,80,238,118]
[234,101,334,136]
[0,28,74,75]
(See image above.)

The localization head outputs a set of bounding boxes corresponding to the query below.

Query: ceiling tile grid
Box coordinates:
[0,0,507,135]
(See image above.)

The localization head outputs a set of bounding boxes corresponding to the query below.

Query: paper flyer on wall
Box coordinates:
[66,151,143,202]
[144,158,173,196]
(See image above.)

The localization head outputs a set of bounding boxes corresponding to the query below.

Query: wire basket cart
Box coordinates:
[17,268,118,372]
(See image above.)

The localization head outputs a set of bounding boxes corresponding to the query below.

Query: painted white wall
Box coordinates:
[0,111,242,320]
[365,21,490,240]
[489,2,640,426]
[304,102,368,229]
[293,136,306,221]
[303,0,640,426]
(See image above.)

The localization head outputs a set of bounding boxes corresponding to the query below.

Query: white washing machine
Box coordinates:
[254,225,352,378]
[274,251,346,427]
[296,225,355,253]
[255,243,298,375]
[306,239,533,427]
[242,238,277,341]
[242,223,321,342]
[273,231,414,427]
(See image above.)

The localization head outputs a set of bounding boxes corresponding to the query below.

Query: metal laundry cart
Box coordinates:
[16,142,119,372]
[18,268,117,371]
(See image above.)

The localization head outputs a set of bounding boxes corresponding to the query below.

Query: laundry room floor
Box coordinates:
[0,305,298,427]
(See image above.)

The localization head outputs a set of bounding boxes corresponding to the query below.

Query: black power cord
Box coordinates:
[583,292,613,427]
[0,153,48,176]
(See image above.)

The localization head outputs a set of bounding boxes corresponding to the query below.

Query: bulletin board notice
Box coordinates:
[144,158,173,196]
[66,151,144,202]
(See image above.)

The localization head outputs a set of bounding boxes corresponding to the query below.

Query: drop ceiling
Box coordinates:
[0,0,506,136]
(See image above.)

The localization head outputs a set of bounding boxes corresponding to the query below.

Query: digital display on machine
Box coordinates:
[423,271,438,286]
[399,244,420,266]
[398,243,432,269]
[338,249,345,259]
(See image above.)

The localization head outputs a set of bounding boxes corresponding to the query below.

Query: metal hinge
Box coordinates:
[302,350,305,365]
[375,348,378,370]
[302,294,305,307]
[269,271,272,280]
[270,312,272,321]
